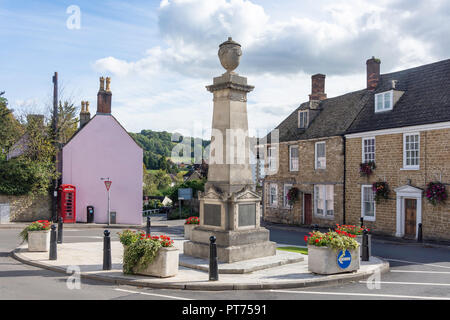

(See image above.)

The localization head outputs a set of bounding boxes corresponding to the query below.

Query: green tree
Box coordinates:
[143,169,172,196]
[52,100,78,144]
[0,92,23,158]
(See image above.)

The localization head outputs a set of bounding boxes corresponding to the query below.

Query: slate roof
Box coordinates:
[266,90,371,143]
[266,58,450,143]
[346,59,450,134]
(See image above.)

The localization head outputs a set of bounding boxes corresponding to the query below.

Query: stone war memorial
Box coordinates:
[183,37,277,263]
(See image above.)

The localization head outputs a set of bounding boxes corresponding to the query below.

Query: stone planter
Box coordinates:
[356,234,372,258]
[28,230,50,252]
[184,224,198,240]
[308,245,360,275]
[132,247,179,278]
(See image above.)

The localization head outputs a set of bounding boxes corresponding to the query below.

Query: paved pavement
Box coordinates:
[12,239,386,290]
[1,221,449,300]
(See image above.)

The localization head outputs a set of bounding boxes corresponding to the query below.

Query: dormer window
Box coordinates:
[375,90,393,112]
[298,110,308,128]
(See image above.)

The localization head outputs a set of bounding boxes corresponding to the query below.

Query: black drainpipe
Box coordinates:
[342,135,346,225]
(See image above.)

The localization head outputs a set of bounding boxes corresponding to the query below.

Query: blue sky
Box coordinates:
[1,0,449,137]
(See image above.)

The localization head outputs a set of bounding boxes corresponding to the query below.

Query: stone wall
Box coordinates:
[263,136,345,228]
[345,128,450,241]
[0,194,52,222]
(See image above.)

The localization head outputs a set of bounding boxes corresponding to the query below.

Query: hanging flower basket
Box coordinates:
[360,161,376,177]
[425,182,447,206]
[372,181,389,203]
[287,187,299,206]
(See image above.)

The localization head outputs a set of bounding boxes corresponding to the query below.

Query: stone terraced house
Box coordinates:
[263,57,450,241]
[345,58,450,241]
[262,73,371,228]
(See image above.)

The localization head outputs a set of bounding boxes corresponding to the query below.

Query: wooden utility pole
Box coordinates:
[51,72,59,222]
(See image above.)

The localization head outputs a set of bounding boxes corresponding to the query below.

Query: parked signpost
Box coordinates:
[178,188,193,219]
[101,178,112,225]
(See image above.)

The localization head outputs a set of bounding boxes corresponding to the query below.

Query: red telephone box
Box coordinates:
[59,184,76,223]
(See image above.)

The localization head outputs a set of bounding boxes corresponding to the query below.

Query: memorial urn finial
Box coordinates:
[218,37,242,73]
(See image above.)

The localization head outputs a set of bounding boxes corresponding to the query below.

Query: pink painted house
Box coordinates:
[62,77,143,225]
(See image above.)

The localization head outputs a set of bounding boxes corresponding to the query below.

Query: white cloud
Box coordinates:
[93,0,450,134]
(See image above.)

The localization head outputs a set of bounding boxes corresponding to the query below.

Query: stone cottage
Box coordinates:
[262,74,370,228]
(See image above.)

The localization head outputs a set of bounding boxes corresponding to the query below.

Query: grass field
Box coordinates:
[276,246,308,255]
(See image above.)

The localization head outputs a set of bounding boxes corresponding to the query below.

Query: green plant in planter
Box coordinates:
[185,216,200,225]
[117,229,140,246]
[120,231,174,274]
[304,231,359,251]
[19,220,51,243]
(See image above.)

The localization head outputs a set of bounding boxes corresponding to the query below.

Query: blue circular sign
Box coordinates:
[337,249,352,269]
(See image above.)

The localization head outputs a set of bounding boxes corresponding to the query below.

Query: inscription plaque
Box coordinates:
[204,204,222,227]
[238,203,256,227]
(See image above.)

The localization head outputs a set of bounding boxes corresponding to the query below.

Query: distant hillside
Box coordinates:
[129,129,209,171]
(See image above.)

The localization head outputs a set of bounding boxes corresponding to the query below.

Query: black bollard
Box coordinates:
[418,223,423,243]
[49,224,57,260]
[313,224,319,232]
[103,230,112,270]
[361,229,369,261]
[360,217,364,228]
[209,236,219,281]
[146,216,151,236]
[57,216,63,244]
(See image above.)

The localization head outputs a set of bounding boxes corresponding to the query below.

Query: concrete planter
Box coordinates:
[133,247,179,278]
[28,230,50,252]
[184,224,198,240]
[356,234,372,258]
[308,245,360,275]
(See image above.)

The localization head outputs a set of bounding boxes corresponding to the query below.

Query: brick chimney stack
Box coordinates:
[366,57,381,90]
[79,101,91,129]
[309,74,327,101]
[97,76,112,114]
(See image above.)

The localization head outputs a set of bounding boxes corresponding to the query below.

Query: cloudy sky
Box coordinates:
[1,0,449,137]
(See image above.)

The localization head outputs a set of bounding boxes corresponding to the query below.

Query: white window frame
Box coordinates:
[289,145,299,172]
[375,90,393,112]
[361,185,376,221]
[403,133,420,170]
[298,110,308,129]
[268,147,277,172]
[283,184,293,208]
[362,137,375,163]
[315,141,326,169]
[269,183,278,207]
[314,185,334,217]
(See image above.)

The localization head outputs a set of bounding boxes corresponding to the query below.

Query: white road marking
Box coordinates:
[269,289,450,300]
[391,270,450,274]
[386,258,450,269]
[114,288,193,300]
[359,280,450,286]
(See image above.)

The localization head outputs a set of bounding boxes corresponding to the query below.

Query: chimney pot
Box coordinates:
[366,57,381,90]
[99,77,105,91]
[309,73,327,101]
[80,100,91,128]
[105,77,111,92]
